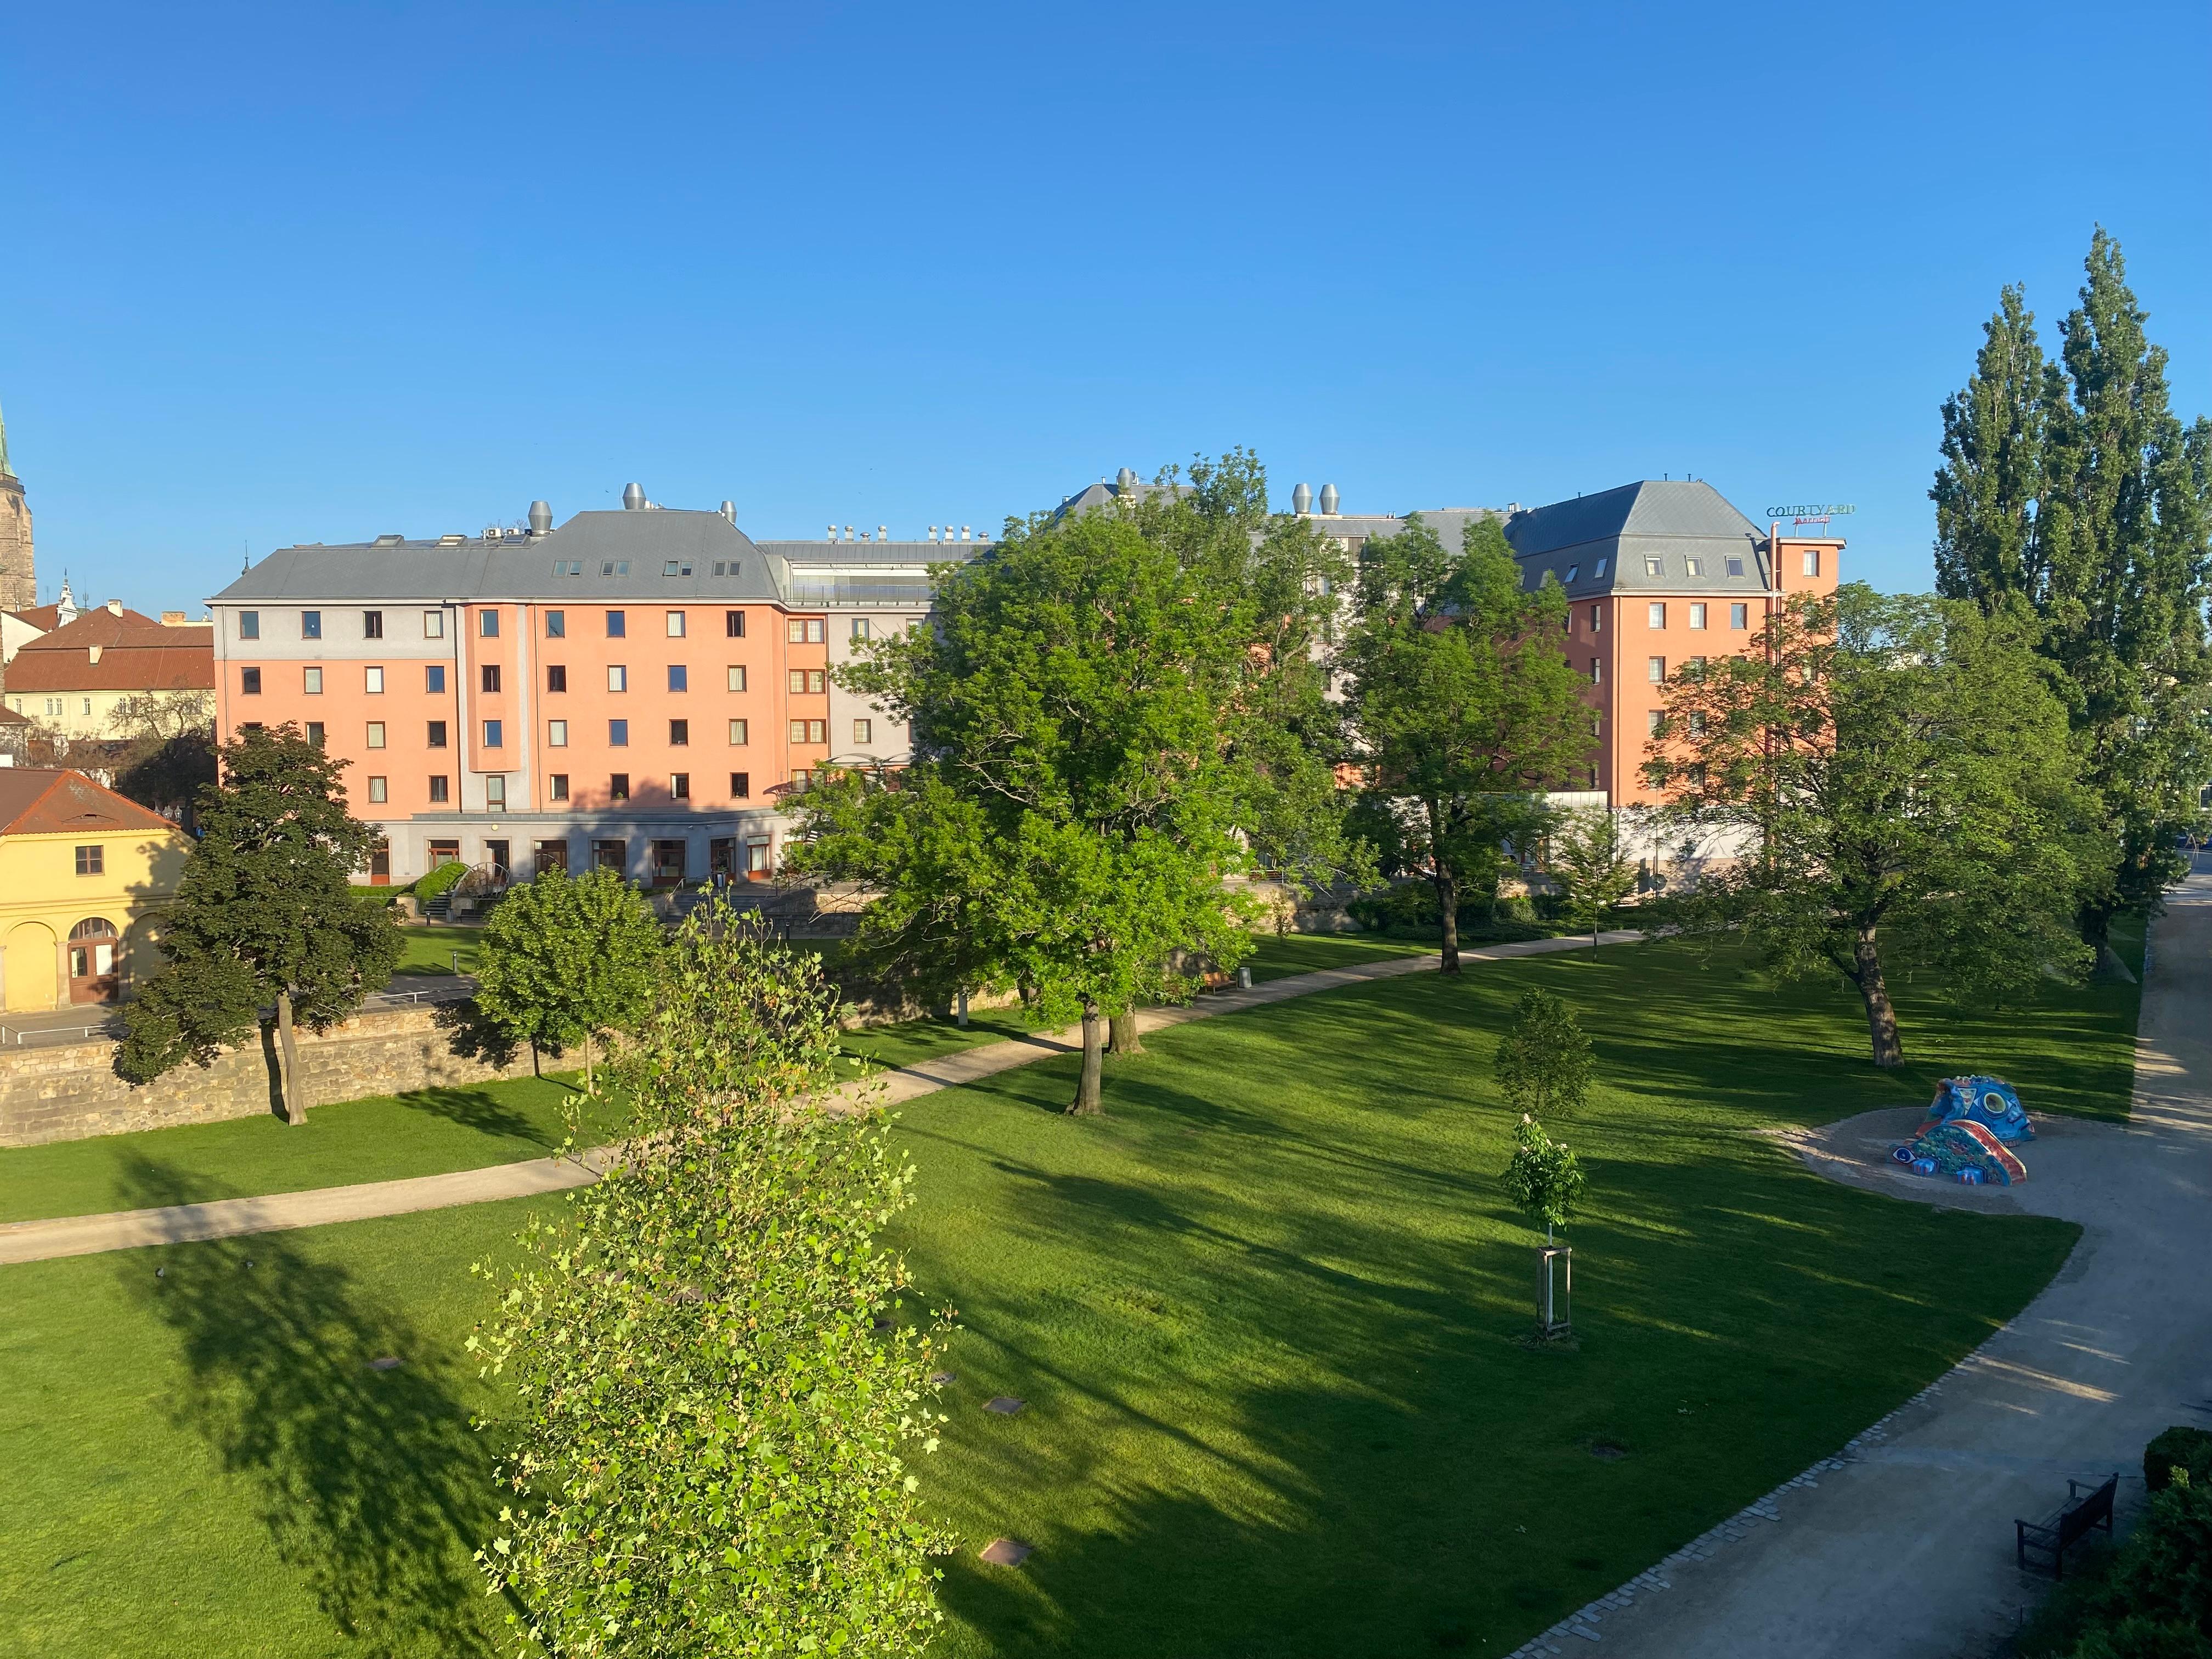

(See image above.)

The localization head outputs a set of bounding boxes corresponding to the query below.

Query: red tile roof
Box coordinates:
[0,768,180,837]
[4,603,64,632]
[5,608,214,695]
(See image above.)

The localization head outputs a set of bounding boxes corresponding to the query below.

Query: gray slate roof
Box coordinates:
[1505,481,1773,596]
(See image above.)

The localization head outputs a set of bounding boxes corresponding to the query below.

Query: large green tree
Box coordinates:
[473,907,949,1657]
[1338,514,1592,970]
[1645,586,2092,1066]
[472,866,663,1090]
[791,458,1355,1113]
[1934,230,2212,969]
[120,724,402,1120]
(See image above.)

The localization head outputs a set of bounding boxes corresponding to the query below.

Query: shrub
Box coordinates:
[2146,1426,2212,1494]
[413,859,468,902]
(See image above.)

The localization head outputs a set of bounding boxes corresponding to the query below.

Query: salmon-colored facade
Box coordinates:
[211,499,980,887]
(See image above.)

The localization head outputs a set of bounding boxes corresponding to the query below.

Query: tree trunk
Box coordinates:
[275,989,306,1126]
[1853,926,1904,1068]
[1429,797,1462,974]
[583,1029,595,1094]
[2081,903,2135,981]
[1067,1000,1105,1114]
[1109,1009,1144,1056]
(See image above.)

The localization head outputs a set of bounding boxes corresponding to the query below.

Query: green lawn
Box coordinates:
[392,924,485,977]
[1239,929,1437,981]
[0,1075,623,1225]
[0,921,2140,1657]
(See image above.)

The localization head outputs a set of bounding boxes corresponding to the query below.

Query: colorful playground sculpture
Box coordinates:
[1889,1075,2034,1186]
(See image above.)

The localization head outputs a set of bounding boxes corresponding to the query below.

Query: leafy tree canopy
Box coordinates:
[473,909,949,1657]
[120,724,401,1119]
[1502,1115,1586,1239]
[1338,514,1592,970]
[1494,988,1594,1120]
[472,866,663,1091]
[1644,586,2093,1066]
[1547,806,1638,946]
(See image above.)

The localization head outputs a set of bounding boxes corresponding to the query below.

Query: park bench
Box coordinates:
[2016,1475,2117,1578]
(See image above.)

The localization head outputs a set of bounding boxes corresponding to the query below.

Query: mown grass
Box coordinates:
[0,1075,622,1224]
[0,919,2140,1657]
[391,924,486,977]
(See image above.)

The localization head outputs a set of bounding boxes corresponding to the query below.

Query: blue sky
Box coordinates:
[4,0,2207,612]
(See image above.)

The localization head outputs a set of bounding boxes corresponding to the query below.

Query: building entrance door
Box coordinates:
[651,839,687,887]
[368,840,391,885]
[485,839,511,876]
[67,917,121,1004]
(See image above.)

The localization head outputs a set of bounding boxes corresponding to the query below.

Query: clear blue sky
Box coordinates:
[4,1,2207,613]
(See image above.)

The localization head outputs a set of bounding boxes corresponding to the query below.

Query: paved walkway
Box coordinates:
[1511,875,2212,1659]
[0,930,1641,1266]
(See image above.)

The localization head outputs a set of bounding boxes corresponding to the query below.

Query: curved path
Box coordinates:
[1513,876,2212,1659]
[0,930,1640,1267]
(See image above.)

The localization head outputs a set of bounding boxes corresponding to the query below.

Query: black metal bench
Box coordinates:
[2016,1475,2117,1578]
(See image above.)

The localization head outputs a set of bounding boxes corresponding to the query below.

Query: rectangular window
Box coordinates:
[1643,557,1663,578]
[810,669,826,693]
[481,664,501,693]
[1802,549,1821,577]
[302,610,322,639]
[427,720,448,747]
[429,774,449,803]
[851,617,871,640]
[853,718,872,743]
[672,772,690,800]
[545,610,566,638]
[610,774,630,801]
[730,771,751,798]
[364,610,383,639]
[1647,656,1666,683]
[788,669,806,695]
[306,721,326,746]
[368,776,387,804]
[746,838,770,874]
[788,618,805,644]
[668,664,688,692]
[670,719,690,746]
[787,618,826,644]
[479,610,499,637]
[1730,602,1749,630]
[239,610,260,640]
[1689,602,1707,630]
[606,610,627,637]
[1647,603,1666,629]
[666,611,686,637]
[725,610,746,637]
[427,664,447,693]
[241,667,262,695]
[1684,557,1703,578]
[610,719,629,746]
[809,619,824,643]
[549,773,569,802]
[366,721,386,749]
[486,775,506,809]
[548,719,568,747]
[1589,605,1602,633]
[75,844,103,876]
[483,719,504,748]
[809,719,825,744]
[1726,556,1746,578]
[727,718,748,745]
[726,665,747,692]
[593,838,624,871]
[1646,709,1663,736]
[303,666,324,694]
[1592,658,1602,684]
[425,610,444,639]
[1689,710,1707,738]
[608,665,627,693]
[547,664,567,693]
[789,718,808,743]
[365,665,385,693]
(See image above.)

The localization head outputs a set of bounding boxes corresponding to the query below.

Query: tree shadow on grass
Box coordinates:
[117,1159,509,1657]
[396,1083,562,1149]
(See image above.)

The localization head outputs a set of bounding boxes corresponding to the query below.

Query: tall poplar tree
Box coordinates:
[1933,231,2212,969]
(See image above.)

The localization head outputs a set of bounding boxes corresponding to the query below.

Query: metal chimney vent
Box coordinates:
[1292,482,1312,515]
[1116,466,1137,489]
[528,500,552,534]
[622,482,646,511]
[1318,484,1340,515]
[720,500,736,524]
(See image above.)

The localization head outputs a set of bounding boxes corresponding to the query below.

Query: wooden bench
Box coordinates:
[2016,1475,2117,1579]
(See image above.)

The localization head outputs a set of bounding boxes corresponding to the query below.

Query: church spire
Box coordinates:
[0,398,13,482]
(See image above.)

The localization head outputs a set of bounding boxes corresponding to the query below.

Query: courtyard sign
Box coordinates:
[1765,502,1858,520]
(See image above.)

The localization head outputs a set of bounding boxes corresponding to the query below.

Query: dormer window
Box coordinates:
[1595,558,1608,578]
[1644,557,1663,577]
[1684,557,1703,577]
[1564,564,1579,582]
[662,561,693,577]
[1726,556,1746,577]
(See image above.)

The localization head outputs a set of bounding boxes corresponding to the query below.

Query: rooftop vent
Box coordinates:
[844,524,854,542]
[720,500,736,524]
[877,524,888,541]
[1117,466,1137,489]
[1318,484,1339,516]
[1292,482,1312,515]
[373,533,405,545]
[438,533,467,546]
[960,525,972,541]
[622,482,646,511]
[529,500,552,535]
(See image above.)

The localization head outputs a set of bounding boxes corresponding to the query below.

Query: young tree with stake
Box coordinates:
[120,725,401,1121]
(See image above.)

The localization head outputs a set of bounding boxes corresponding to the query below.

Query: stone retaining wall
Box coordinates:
[0,1000,538,1148]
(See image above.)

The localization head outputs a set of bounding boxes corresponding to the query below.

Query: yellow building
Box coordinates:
[3,595,215,744]
[0,769,190,1012]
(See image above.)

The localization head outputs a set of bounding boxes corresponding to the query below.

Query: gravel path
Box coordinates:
[0,930,1641,1265]
[1506,876,2212,1659]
